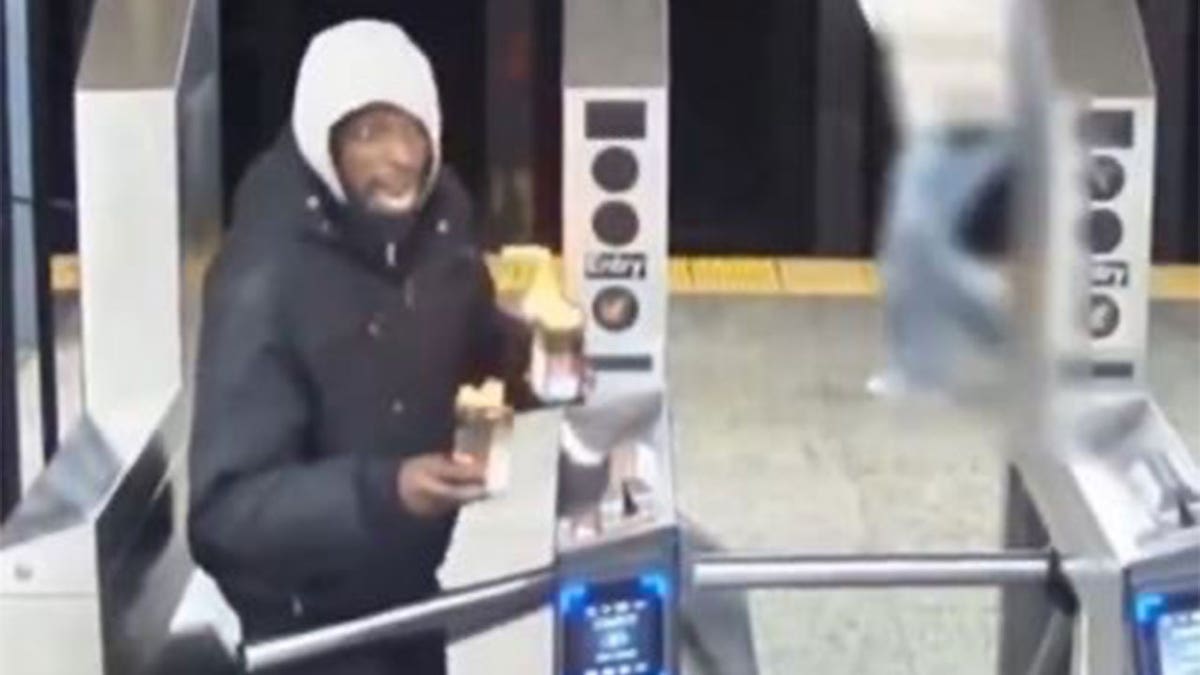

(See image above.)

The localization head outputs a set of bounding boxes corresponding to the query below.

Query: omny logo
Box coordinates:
[586,252,648,280]
[1092,260,1130,288]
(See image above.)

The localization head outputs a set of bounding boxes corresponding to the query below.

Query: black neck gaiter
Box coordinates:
[325,193,433,276]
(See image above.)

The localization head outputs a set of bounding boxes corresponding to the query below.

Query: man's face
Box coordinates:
[332,104,432,215]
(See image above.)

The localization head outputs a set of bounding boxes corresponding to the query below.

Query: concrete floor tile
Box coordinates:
[750,592,916,675]
[893,601,999,675]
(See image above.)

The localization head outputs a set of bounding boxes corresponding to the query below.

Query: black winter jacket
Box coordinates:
[187,131,530,636]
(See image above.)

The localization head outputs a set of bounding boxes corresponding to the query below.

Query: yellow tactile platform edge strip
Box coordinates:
[1151,265,1200,301]
[50,254,1200,300]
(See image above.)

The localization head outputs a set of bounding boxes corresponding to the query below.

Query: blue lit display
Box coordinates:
[561,583,590,614]
[639,572,671,600]
[561,574,670,675]
[1138,594,1168,625]
[1134,588,1200,675]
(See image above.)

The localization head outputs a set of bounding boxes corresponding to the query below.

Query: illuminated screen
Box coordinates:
[1136,590,1200,675]
[561,575,669,675]
[1159,609,1200,675]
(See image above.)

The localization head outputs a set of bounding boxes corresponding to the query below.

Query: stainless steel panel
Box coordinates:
[97,397,200,675]
[1054,0,1157,385]
[563,0,668,87]
[1027,611,1076,675]
[0,37,15,519]
[555,390,677,552]
[0,418,118,549]
[76,89,182,455]
[76,0,220,457]
[679,520,760,675]
[1004,3,1189,673]
[0,0,220,672]
[1046,0,1155,98]
[0,400,192,672]
[9,201,34,350]
[4,0,34,199]
[562,2,668,397]
[76,0,192,91]
[175,0,222,374]
[4,0,48,492]
[562,87,670,396]
[1000,468,1068,675]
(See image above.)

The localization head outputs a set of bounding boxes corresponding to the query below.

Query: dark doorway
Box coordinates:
[531,0,563,250]
[670,1,819,254]
[25,0,93,255]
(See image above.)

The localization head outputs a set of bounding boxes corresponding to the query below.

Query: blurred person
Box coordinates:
[188,20,540,675]
[861,0,1016,397]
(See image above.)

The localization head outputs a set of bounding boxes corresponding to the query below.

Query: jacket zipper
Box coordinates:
[386,241,416,309]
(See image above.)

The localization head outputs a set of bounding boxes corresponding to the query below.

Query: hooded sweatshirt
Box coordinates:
[293,19,443,205]
[293,19,447,268]
[187,20,531,637]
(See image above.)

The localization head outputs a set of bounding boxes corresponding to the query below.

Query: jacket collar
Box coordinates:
[298,169,439,280]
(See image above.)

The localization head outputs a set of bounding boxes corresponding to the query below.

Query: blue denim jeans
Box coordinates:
[877,128,1013,392]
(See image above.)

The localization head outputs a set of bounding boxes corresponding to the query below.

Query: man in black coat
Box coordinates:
[188,20,535,674]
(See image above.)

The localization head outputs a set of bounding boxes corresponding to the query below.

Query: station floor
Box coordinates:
[666,298,1198,674]
[12,293,1200,674]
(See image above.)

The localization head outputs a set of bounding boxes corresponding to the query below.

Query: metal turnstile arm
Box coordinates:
[241,567,556,672]
[692,551,1055,590]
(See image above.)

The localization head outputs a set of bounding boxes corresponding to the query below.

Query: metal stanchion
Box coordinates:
[1025,611,1075,675]
[679,518,760,675]
[0,0,20,523]
[1000,468,1063,674]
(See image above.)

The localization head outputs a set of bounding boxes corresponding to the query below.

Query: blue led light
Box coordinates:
[640,572,671,599]
[1134,593,1166,625]
[560,582,589,614]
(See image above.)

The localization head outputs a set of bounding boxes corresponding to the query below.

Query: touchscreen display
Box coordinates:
[1136,590,1200,675]
[561,574,670,675]
[1159,608,1200,675]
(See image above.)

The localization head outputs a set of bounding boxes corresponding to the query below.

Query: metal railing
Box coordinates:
[241,549,1060,672]
[692,551,1056,590]
[242,567,558,673]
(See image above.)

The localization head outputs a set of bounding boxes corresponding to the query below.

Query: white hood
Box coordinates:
[292,20,443,204]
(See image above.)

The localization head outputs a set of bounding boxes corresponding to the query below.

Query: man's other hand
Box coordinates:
[397,454,487,518]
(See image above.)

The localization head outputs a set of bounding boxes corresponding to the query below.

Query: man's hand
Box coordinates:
[397,454,487,518]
